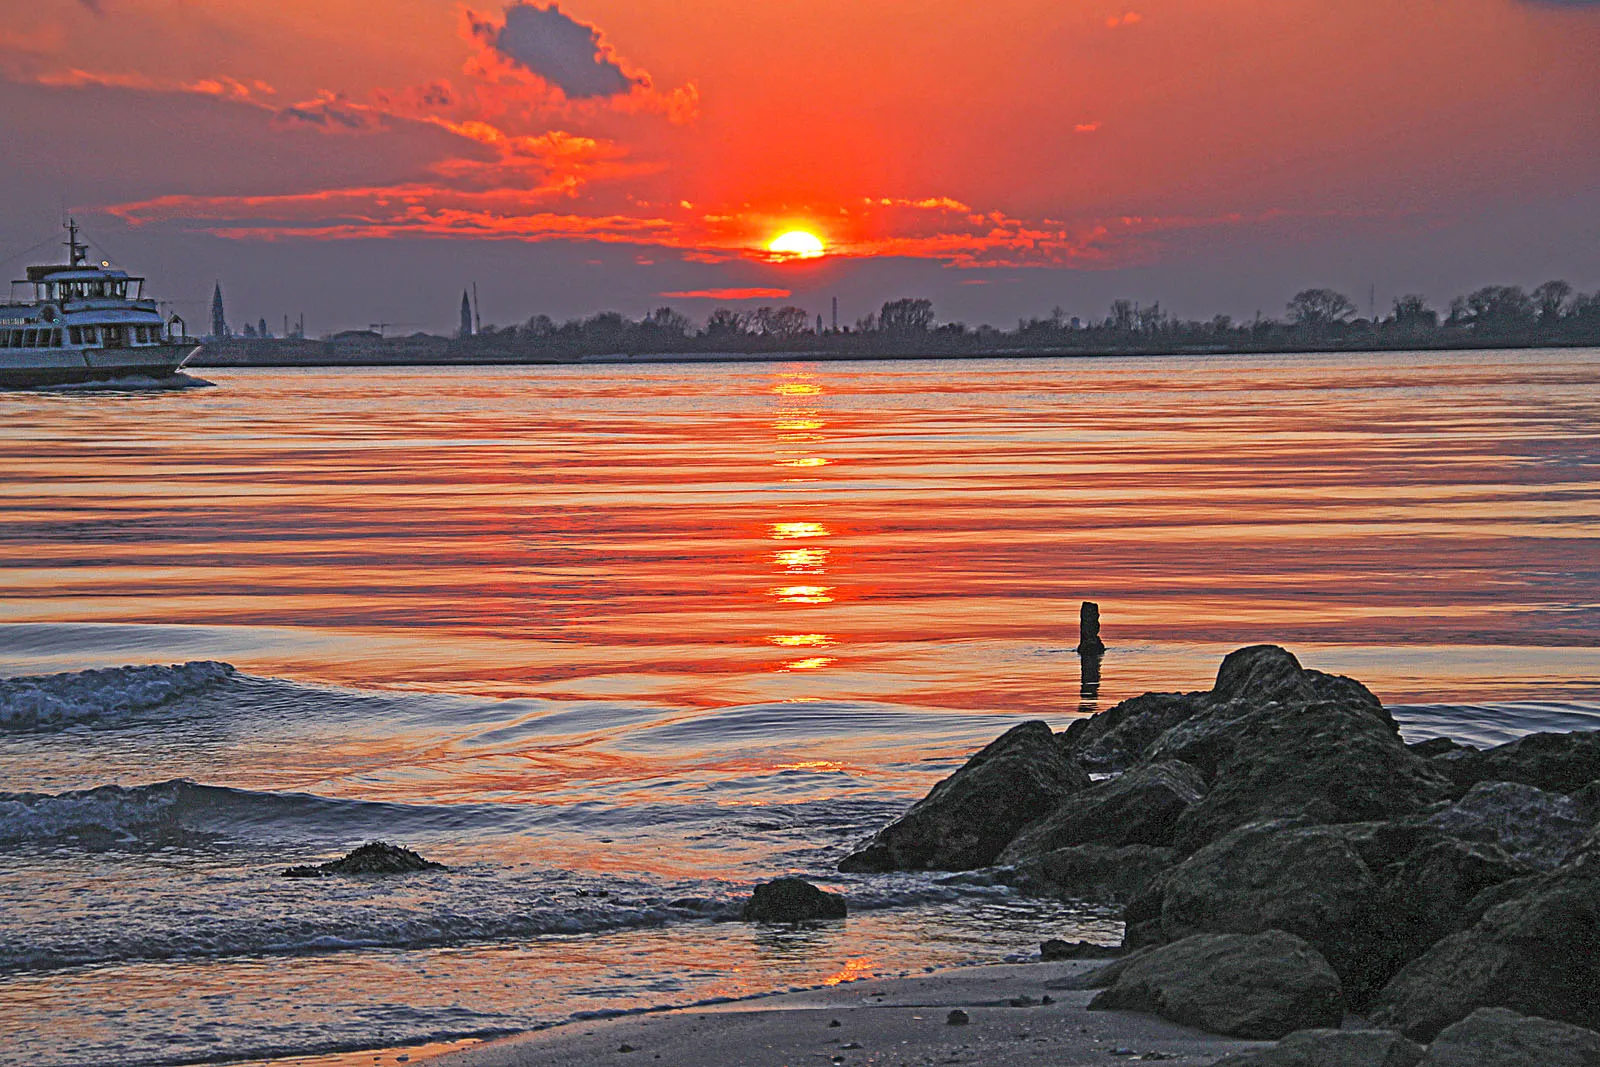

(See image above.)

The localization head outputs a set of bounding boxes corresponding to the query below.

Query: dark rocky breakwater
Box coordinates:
[839,645,1600,1061]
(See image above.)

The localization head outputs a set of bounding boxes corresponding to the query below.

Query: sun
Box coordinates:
[769,230,826,258]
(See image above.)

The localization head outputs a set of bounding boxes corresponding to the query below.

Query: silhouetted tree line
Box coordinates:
[451,282,1600,360]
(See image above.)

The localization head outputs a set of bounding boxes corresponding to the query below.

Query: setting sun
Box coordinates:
[768,230,826,258]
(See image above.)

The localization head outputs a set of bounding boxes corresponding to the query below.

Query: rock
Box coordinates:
[1442,731,1600,797]
[1058,646,1385,775]
[281,841,445,877]
[740,878,847,922]
[1145,819,1528,1008]
[1417,1007,1600,1067]
[1409,737,1473,759]
[1008,843,1178,903]
[1367,858,1600,1041]
[1210,1029,1426,1067]
[1377,837,1533,972]
[1571,781,1600,822]
[1082,930,1343,1040]
[1423,780,1593,870]
[838,721,1090,872]
[1208,646,1385,719]
[1059,692,1204,772]
[999,761,1206,861]
[946,1009,969,1026]
[1152,821,1385,1001]
[1041,938,1123,960]
[1157,700,1451,853]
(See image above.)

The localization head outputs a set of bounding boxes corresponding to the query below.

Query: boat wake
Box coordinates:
[30,372,215,392]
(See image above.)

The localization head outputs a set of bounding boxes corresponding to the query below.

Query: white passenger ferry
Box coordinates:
[1,220,199,387]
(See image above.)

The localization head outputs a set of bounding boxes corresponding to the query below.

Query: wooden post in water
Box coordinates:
[1075,601,1106,657]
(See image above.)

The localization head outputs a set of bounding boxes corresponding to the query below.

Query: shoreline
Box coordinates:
[185,339,1600,370]
[413,960,1267,1067]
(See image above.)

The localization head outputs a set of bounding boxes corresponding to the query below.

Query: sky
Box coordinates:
[1,0,1597,334]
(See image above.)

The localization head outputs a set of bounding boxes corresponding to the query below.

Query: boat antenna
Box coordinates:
[65,218,87,267]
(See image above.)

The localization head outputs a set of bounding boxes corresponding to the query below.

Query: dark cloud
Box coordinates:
[274,94,384,133]
[481,3,642,99]
[78,0,103,13]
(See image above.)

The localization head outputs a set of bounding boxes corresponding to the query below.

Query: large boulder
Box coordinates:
[1207,645,1385,718]
[1006,843,1177,903]
[1416,1007,1600,1067]
[741,878,847,922]
[1144,819,1529,1007]
[837,721,1090,872]
[1441,731,1600,798]
[1368,860,1600,1040]
[1057,646,1385,774]
[998,760,1206,861]
[1423,780,1594,870]
[1151,821,1384,1000]
[1210,1029,1425,1067]
[1156,700,1451,853]
[1059,691,1204,772]
[1080,930,1344,1040]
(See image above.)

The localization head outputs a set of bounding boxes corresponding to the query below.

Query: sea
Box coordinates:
[2,350,1598,1067]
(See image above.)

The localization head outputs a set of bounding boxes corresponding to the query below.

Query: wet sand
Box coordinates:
[428,961,1267,1067]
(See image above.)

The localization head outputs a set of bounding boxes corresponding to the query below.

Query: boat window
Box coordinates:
[51,329,62,348]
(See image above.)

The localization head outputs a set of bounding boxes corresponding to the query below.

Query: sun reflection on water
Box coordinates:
[770,585,833,604]
[768,634,834,648]
[769,521,829,540]
[773,547,828,572]
[823,956,877,985]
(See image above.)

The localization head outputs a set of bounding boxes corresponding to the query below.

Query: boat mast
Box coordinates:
[65,218,88,267]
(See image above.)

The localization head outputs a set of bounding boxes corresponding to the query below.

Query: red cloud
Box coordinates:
[659,288,793,300]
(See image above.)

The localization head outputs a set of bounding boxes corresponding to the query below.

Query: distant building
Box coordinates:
[210,282,228,339]
[460,291,473,338]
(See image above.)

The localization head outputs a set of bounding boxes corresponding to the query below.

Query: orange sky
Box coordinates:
[1,0,1596,330]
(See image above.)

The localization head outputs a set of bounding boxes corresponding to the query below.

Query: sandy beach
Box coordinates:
[429,961,1267,1067]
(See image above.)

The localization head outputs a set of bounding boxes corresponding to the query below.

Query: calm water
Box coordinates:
[2,351,1599,1066]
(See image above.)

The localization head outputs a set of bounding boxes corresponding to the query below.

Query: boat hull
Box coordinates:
[0,343,202,388]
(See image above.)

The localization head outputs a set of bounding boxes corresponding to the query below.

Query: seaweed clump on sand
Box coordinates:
[282,841,446,878]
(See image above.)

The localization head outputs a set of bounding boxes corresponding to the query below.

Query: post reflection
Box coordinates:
[765,368,839,673]
[1078,652,1102,715]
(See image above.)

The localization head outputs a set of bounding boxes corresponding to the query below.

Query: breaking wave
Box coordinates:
[0,661,236,732]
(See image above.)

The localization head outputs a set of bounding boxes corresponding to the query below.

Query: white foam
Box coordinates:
[0,661,234,732]
[35,372,215,392]
[0,781,187,846]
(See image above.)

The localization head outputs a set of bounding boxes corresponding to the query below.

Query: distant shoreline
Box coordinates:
[189,337,1599,369]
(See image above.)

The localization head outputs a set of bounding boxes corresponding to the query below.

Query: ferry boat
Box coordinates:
[1,220,199,387]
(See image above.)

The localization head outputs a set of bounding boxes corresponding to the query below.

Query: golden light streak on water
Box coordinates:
[769,521,830,540]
